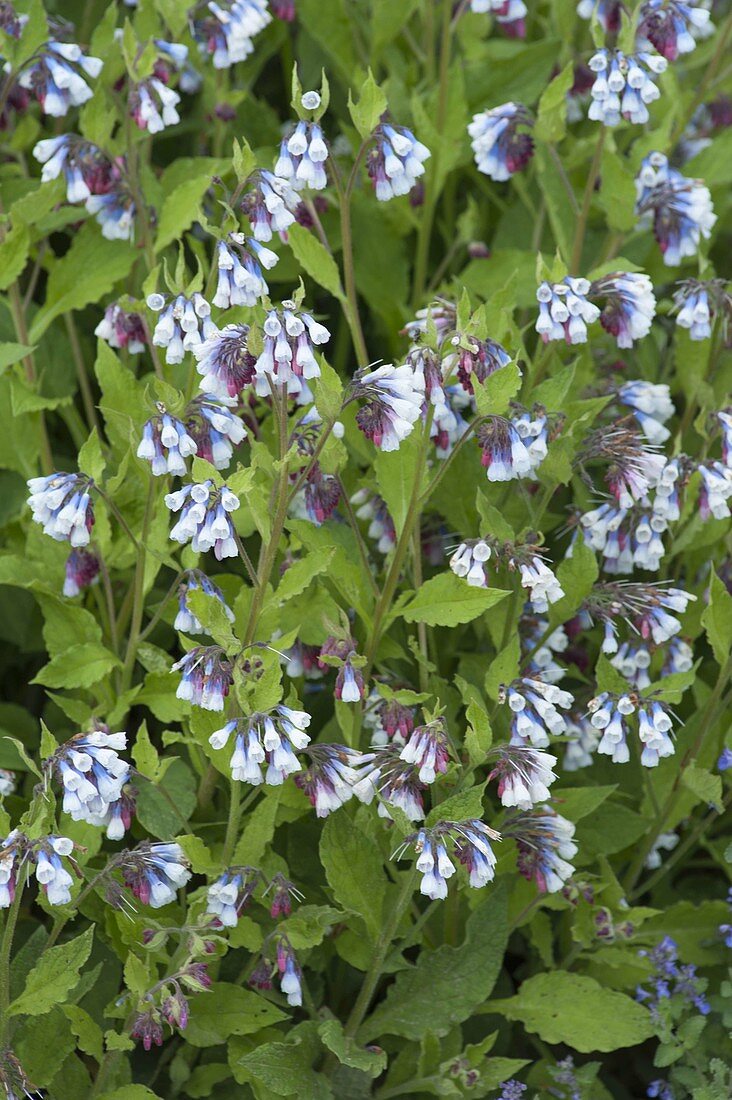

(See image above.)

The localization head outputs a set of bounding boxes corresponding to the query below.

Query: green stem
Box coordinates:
[121,479,156,694]
[411,0,453,309]
[221,779,242,866]
[6,281,53,474]
[343,868,416,1040]
[0,879,24,1042]
[336,476,380,599]
[64,312,101,438]
[623,652,732,892]
[333,154,369,366]
[570,126,605,274]
[411,525,430,693]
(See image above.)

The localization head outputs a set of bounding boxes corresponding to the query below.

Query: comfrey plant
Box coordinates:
[0,0,730,1096]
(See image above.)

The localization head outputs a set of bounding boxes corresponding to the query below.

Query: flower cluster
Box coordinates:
[499,676,574,748]
[635,152,716,266]
[120,842,192,908]
[191,0,272,69]
[209,706,312,785]
[44,730,131,835]
[27,472,95,546]
[588,49,667,126]
[395,820,501,899]
[147,292,216,364]
[172,645,234,711]
[253,303,330,397]
[175,570,235,635]
[1,832,77,907]
[366,123,431,201]
[507,809,578,893]
[165,480,240,559]
[588,692,676,767]
[352,363,425,452]
[276,119,329,190]
[468,102,534,181]
[213,235,279,308]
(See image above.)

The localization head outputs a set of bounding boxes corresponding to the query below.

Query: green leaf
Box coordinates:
[135,758,196,840]
[32,643,121,690]
[471,361,522,418]
[279,905,343,949]
[682,764,723,812]
[0,222,30,291]
[0,342,35,372]
[597,146,637,231]
[132,720,160,780]
[399,573,509,627]
[8,927,94,1017]
[374,431,427,537]
[465,699,493,765]
[426,783,486,826]
[488,971,655,1052]
[318,1018,387,1077]
[287,223,344,300]
[702,571,732,668]
[320,813,386,940]
[274,549,336,604]
[534,62,574,143]
[348,69,387,139]
[186,588,238,651]
[233,788,281,865]
[549,540,598,626]
[30,225,136,341]
[185,983,287,1047]
[362,883,508,1040]
[155,176,213,252]
[235,1023,332,1097]
[77,428,106,483]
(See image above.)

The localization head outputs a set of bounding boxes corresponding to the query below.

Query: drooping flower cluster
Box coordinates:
[213,235,279,308]
[95,302,147,354]
[672,278,732,341]
[206,866,259,927]
[275,118,329,191]
[240,169,300,240]
[470,1,527,36]
[43,730,131,835]
[250,933,303,1006]
[507,809,578,893]
[499,676,574,748]
[395,820,501,899]
[537,275,655,348]
[120,842,192,908]
[352,363,425,452]
[18,39,103,117]
[190,0,272,69]
[209,706,312,785]
[138,398,245,475]
[488,745,558,809]
[635,152,716,266]
[27,472,95,546]
[638,0,712,61]
[366,123,431,201]
[468,102,534,181]
[194,323,256,399]
[172,645,234,711]
[34,134,113,202]
[587,49,667,127]
[165,480,240,559]
[147,292,216,364]
[128,59,182,134]
[588,691,676,767]
[449,536,564,611]
[0,832,77,907]
[253,302,330,398]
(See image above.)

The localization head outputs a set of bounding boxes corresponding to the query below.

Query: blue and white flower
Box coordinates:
[165,480,240,559]
[147,292,216,364]
[509,808,577,893]
[638,0,712,61]
[240,169,300,241]
[501,676,574,748]
[635,152,716,266]
[18,40,103,116]
[191,0,271,68]
[172,645,233,711]
[33,836,76,905]
[352,363,425,452]
[254,303,329,396]
[588,49,667,126]
[137,408,198,476]
[45,730,130,828]
[591,273,657,348]
[536,278,600,345]
[366,123,431,200]
[209,706,312,785]
[85,182,137,240]
[27,472,95,546]
[33,134,109,202]
[121,841,191,907]
[206,867,258,926]
[489,745,558,809]
[618,380,674,443]
[213,236,279,309]
[275,120,329,190]
[194,323,256,400]
[395,819,501,900]
[468,102,534,181]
